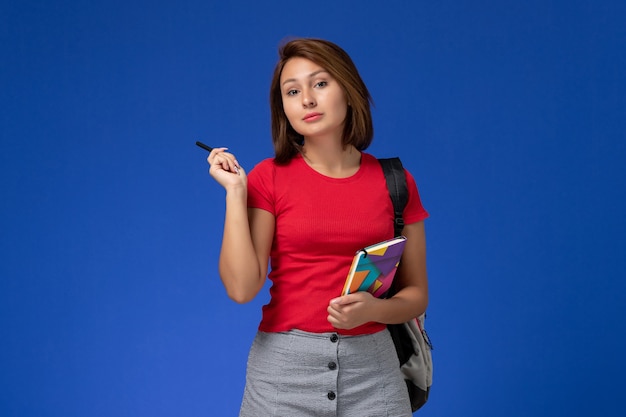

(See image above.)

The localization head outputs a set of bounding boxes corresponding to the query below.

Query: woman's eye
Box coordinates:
[315,81,328,88]
[286,89,298,96]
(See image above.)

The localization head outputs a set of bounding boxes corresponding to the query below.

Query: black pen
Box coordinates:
[195,141,213,152]
[196,140,240,175]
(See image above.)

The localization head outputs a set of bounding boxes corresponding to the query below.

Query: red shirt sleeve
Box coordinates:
[403,168,430,224]
[247,158,276,214]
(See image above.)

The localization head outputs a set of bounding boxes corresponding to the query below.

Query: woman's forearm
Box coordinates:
[218,186,265,303]
[374,286,429,324]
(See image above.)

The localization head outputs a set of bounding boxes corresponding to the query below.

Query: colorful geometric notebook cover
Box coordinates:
[341,236,407,298]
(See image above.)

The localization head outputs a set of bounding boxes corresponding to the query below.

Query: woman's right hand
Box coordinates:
[207,147,246,190]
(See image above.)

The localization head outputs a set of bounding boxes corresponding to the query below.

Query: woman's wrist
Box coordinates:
[224,184,247,199]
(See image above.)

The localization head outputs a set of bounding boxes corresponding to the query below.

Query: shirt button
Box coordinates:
[328,361,337,370]
[327,391,336,400]
[330,334,338,343]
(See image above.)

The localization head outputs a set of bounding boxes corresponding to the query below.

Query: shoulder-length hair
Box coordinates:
[269,38,374,164]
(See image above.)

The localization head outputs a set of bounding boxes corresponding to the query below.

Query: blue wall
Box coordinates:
[2,1,625,416]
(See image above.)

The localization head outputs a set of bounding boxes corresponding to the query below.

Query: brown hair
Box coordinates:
[269,38,374,164]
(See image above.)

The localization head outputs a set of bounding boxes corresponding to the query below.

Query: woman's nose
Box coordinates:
[302,90,316,107]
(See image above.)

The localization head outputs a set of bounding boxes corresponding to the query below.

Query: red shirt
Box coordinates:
[247,153,429,335]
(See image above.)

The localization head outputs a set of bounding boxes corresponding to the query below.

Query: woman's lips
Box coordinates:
[303,112,322,122]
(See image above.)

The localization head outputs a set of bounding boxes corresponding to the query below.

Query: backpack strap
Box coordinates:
[378,157,408,236]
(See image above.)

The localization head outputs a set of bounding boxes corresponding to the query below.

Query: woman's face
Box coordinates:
[279,57,348,141]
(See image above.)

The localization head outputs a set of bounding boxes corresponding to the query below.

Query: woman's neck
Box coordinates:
[301,142,361,178]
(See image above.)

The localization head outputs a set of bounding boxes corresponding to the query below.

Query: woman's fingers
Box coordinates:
[208,148,240,174]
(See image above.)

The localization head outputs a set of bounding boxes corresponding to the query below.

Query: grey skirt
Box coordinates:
[239,329,412,417]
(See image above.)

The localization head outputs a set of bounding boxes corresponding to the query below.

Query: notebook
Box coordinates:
[341,236,407,297]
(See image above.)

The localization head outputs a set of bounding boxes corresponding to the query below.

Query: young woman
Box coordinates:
[208,38,429,416]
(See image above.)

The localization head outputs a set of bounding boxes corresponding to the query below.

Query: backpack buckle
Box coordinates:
[394,216,405,232]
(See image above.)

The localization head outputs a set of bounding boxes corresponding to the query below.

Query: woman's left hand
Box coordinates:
[327,292,380,330]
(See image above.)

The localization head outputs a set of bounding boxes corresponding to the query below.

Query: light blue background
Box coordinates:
[2,1,625,416]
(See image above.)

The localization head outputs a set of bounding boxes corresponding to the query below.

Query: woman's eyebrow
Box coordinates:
[281,70,329,86]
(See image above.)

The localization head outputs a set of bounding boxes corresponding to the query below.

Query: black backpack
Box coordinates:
[379,157,434,412]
